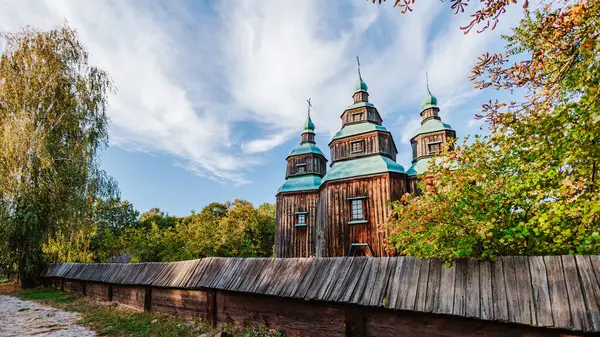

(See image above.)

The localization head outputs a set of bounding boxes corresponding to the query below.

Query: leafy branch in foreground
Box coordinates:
[382,1,599,261]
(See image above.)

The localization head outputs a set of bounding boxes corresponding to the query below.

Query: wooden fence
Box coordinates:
[41,256,600,337]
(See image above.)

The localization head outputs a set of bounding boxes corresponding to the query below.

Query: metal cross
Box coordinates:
[426,70,430,90]
[356,55,361,76]
[307,98,312,116]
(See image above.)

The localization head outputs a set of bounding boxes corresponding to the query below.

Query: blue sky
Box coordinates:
[1,0,524,216]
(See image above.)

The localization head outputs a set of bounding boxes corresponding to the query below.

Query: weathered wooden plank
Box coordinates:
[544,255,571,329]
[452,259,468,316]
[529,256,553,327]
[219,258,245,290]
[238,258,270,293]
[513,256,533,326]
[466,259,480,318]
[369,257,391,307]
[350,258,374,305]
[274,258,306,296]
[317,258,346,301]
[327,257,355,302]
[294,258,321,298]
[305,258,336,300]
[434,261,455,315]
[339,257,368,303]
[284,258,314,298]
[386,257,405,309]
[502,256,520,324]
[414,258,430,312]
[479,260,493,321]
[491,258,508,322]
[575,255,600,331]
[266,259,293,296]
[424,258,442,313]
[183,259,208,288]
[396,257,421,311]
[563,255,592,331]
[254,258,281,294]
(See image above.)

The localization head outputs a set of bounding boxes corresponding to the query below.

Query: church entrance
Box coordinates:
[348,243,374,257]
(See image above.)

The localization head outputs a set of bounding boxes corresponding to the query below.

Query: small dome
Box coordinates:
[304,114,315,131]
[354,73,368,93]
[420,88,438,111]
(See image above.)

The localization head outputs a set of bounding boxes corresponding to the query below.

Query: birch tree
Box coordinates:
[0,24,114,286]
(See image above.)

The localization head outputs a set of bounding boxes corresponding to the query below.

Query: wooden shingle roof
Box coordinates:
[41,255,600,333]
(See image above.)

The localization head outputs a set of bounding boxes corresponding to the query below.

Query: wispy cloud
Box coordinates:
[0,0,524,184]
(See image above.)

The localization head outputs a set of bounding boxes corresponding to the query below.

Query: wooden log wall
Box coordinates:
[317,173,406,257]
[286,154,327,178]
[411,129,456,160]
[340,106,382,127]
[42,256,600,336]
[276,192,319,257]
[329,132,396,163]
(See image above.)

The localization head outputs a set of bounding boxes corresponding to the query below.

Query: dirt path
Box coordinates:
[0,295,95,337]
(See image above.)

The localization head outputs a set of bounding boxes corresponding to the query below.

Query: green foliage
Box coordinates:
[126,200,275,262]
[384,1,600,262]
[0,24,114,285]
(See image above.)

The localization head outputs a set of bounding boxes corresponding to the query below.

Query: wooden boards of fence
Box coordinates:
[41,255,600,333]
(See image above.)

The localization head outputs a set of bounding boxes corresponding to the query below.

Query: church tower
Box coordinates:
[407,79,456,192]
[315,62,408,257]
[275,102,327,257]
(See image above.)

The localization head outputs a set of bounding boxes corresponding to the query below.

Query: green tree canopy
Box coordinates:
[0,24,114,286]
[383,1,600,261]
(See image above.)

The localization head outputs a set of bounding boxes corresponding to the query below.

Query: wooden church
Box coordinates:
[275,68,456,258]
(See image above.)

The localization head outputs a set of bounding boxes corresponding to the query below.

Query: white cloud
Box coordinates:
[0,0,525,184]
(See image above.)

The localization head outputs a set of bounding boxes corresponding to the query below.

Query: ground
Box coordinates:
[0,295,95,336]
[0,281,281,337]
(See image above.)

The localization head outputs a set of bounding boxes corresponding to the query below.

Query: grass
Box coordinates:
[14,288,283,337]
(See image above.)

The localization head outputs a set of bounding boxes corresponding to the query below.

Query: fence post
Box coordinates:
[207,290,217,327]
[144,286,152,312]
[345,306,365,337]
[107,284,113,302]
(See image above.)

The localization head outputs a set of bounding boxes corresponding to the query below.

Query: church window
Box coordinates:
[295,211,307,227]
[351,140,364,154]
[348,243,374,257]
[428,142,442,154]
[296,162,306,173]
[350,199,365,221]
[352,113,363,122]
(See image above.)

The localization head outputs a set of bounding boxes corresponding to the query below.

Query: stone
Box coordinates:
[214,332,230,337]
[151,319,159,324]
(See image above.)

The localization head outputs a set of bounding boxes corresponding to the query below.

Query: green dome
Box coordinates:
[420,88,438,111]
[354,73,368,93]
[287,143,325,158]
[412,119,453,138]
[304,114,315,132]
[277,174,322,194]
[321,155,405,183]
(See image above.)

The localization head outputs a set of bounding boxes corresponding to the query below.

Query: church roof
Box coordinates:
[420,88,438,111]
[354,72,368,93]
[287,143,325,158]
[277,174,322,194]
[407,157,431,176]
[331,122,388,142]
[321,155,405,183]
[412,119,453,138]
[407,157,460,176]
[345,101,375,110]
